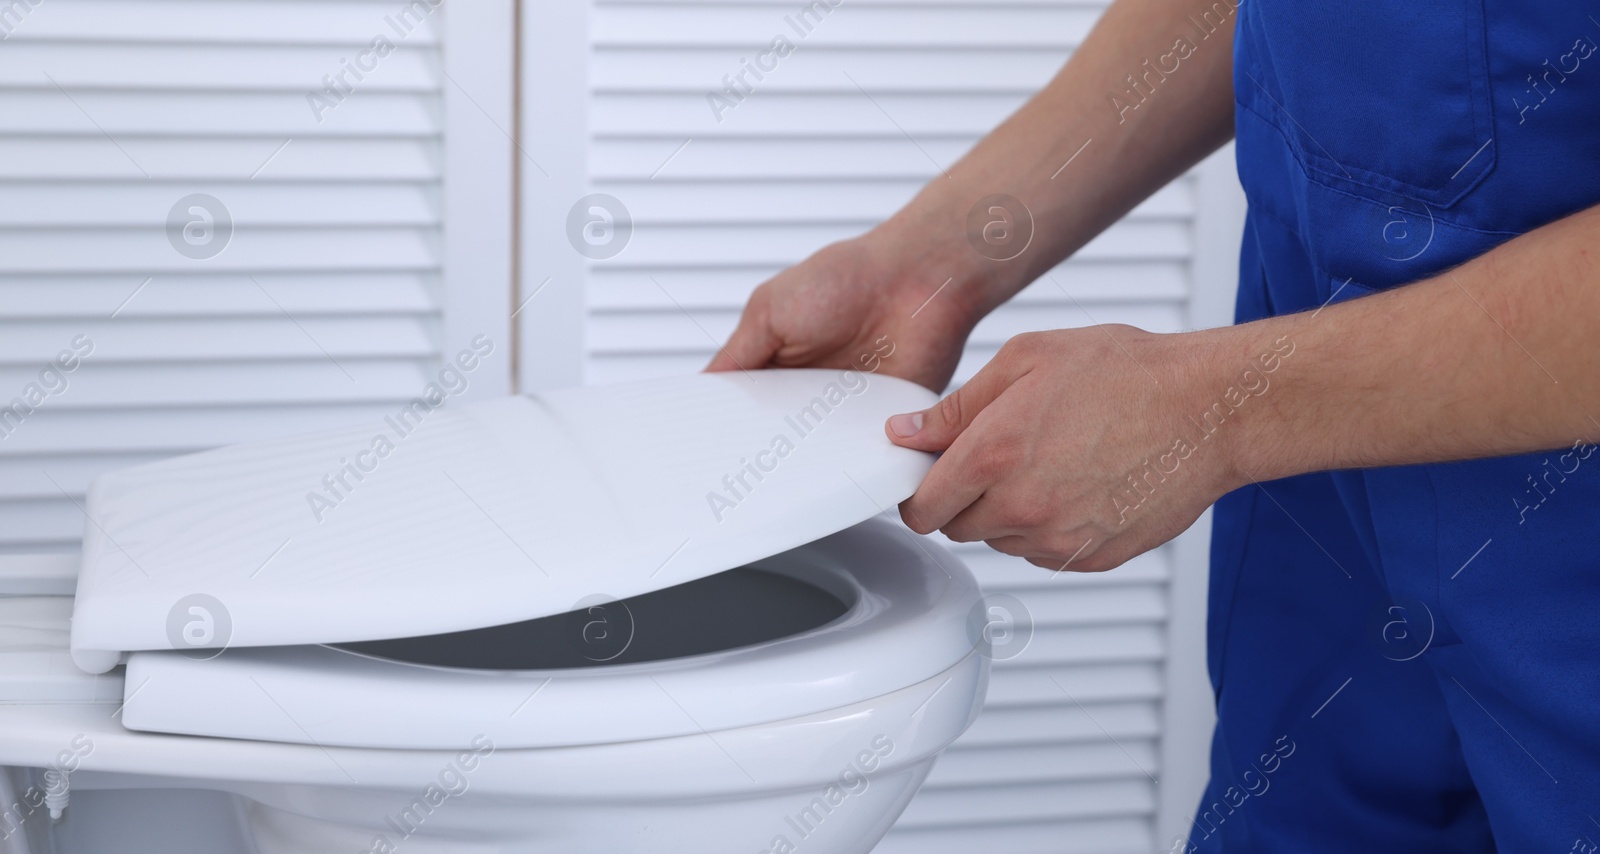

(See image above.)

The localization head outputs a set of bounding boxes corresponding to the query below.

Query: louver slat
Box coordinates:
[0,0,459,553]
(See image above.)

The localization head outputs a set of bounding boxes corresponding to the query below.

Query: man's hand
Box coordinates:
[885,326,1248,572]
[886,197,1600,574]
[708,232,977,392]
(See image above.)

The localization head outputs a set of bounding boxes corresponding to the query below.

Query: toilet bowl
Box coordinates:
[0,370,991,853]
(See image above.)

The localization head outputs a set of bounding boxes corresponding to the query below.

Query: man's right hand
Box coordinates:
[706,231,977,393]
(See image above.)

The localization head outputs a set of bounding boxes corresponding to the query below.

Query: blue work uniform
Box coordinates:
[1189,0,1600,850]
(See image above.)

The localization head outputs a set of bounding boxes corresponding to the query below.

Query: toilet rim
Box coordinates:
[0,652,987,802]
[117,517,985,750]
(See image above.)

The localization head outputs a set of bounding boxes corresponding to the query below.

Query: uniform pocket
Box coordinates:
[1239,0,1497,208]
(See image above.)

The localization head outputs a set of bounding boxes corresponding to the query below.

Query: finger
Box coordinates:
[898,416,1006,534]
[1026,537,1103,573]
[1027,553,1115,573]
[986,532,1101,571]
[983,536,1032,558]
[991,543,1075,571]
[884,352,1029,453]
[941,494,1015,543]
[705,300,781,373]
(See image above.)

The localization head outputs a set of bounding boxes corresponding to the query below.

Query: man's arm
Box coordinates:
[872,0,1237,322]
[708,0,1239,389]
[882,203,1600,571]
[1212,204,1600,485]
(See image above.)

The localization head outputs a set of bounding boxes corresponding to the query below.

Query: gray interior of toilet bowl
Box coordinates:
[330,564,851,670]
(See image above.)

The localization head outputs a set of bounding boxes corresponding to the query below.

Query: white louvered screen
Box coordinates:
[531,0,1238,849]
[0,0,513,553]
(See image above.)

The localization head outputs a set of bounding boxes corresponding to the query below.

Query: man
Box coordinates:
[709,0,1600,848]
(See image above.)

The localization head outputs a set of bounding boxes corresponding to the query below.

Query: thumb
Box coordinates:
[705,301,780,373]
[885,358,1020,452]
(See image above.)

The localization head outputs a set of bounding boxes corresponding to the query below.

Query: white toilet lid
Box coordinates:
[69,369,938,672]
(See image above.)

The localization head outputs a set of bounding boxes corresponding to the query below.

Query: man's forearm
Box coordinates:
[1205,204,1600,487]
[874,0,1239,322]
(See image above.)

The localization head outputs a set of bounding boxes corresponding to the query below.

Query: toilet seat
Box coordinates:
[69,370,940,673]
[119,518,981,750]
[61,369,976,752]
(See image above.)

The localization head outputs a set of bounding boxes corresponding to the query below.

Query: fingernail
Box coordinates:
[888,412,923,437]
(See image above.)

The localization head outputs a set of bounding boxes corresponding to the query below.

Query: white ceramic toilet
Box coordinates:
[0,369,991,853]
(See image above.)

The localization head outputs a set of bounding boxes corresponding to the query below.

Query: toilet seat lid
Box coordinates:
[69,369,938,672]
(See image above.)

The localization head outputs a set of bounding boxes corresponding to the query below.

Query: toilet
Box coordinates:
[0,369,991,853]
